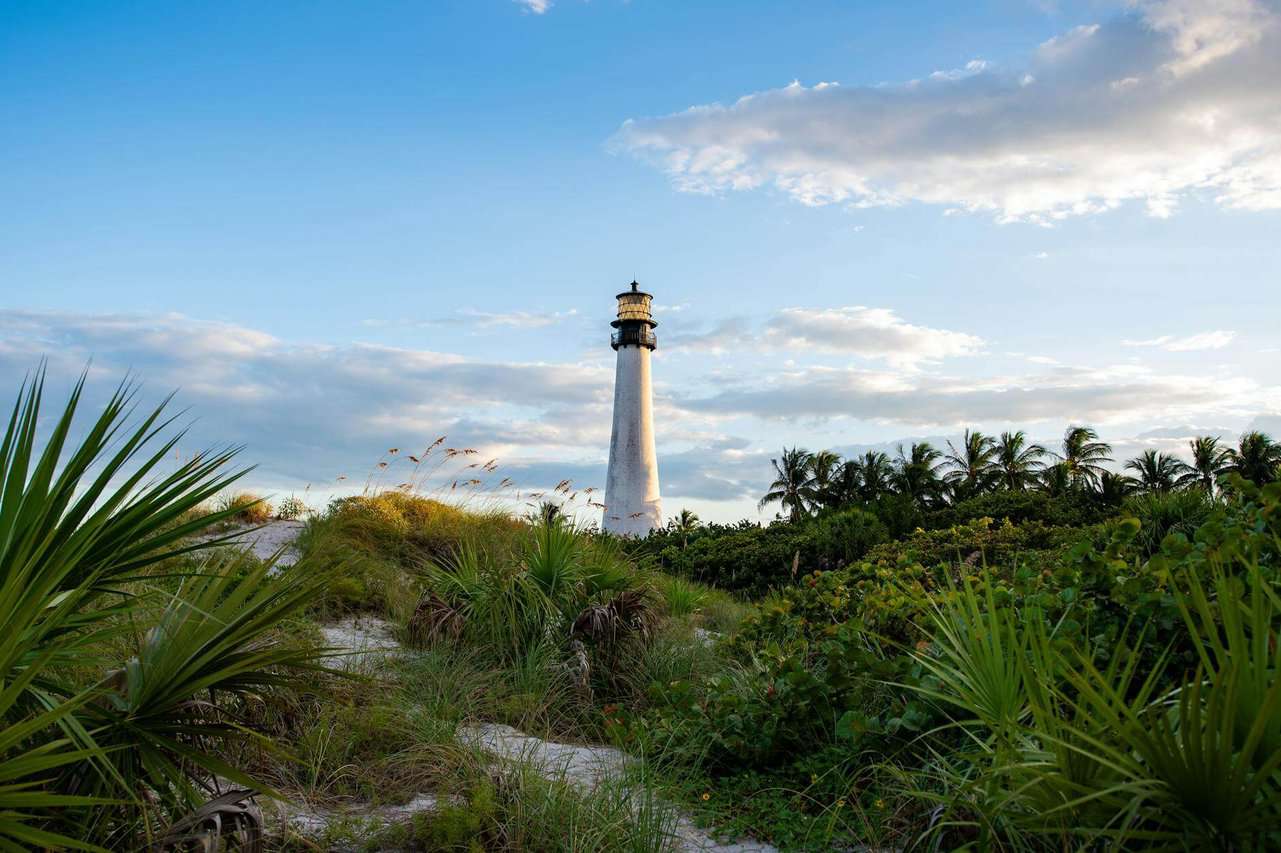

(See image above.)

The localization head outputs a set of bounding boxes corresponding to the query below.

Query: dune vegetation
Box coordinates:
[4,373,1281,851]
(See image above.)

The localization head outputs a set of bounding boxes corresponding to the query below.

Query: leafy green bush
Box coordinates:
[864,515,1081,569]
[926,489,1100,529]
[809,507,888,568]
[276,494,309,520]
[626,479,1281,850]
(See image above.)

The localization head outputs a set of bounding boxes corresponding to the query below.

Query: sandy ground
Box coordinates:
[459,723,779,853]
[206,521,777,852]
[194,519,306,565]
[319,615,402,670]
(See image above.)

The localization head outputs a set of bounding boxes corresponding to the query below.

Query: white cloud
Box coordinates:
[665,305,982,367]
[761,307,984,367]
[0,310,611,487]
[683,362,1273,428]
[613,0,1281,222]
[460,308,578,329]
[1123,329,1236,350]
[515,0,552,13]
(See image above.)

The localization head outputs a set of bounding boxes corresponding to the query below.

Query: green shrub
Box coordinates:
[926,489,1100,529]
[630,478,1281,850]
[654,574,709,617]
[276,494,309,520]
[1122,487,1215,555]
[809,507,888,568]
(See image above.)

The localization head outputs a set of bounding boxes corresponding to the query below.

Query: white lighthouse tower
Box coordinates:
[603,281,662,536]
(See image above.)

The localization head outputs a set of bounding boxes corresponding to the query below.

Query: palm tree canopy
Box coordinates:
[894,442,943,507]
[807,449,843,510]
[671,508,700,531]
[759,446,816,520]
[1177,435,1230,492]
[1058,425,1113,487]
[1094,470,1137,506]
[1124,449,1187,493]
[994,430,1047,490]
[944,429,999,498]
[832,459,863,507]
[855,450,895,503]
[1227,431,1281,486]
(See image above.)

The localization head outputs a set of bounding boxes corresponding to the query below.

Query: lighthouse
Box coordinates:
[603,281,662,536]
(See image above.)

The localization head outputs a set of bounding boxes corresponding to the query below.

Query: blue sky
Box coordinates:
[3,0,1279,521]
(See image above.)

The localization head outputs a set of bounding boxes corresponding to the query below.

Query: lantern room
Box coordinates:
[610,281,658,350]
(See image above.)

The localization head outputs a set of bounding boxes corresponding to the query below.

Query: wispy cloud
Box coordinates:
[681,362,1273,428]
[515,0,552,13]
[1123,330,1236,351]
[0,309,610,486]
[668,305,983,368]
[459,308,578,329]
[613,0,1281,223]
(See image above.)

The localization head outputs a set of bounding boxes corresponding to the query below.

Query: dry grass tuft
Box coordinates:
[217,491,273,524]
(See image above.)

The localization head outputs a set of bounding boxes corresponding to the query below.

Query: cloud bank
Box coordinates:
[1,309,1275,518]
[614,0,1281,223]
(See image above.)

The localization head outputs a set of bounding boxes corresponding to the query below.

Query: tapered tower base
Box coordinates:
[603,282,662,537]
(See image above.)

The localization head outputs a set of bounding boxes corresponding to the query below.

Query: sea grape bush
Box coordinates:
[622,477,1281,849]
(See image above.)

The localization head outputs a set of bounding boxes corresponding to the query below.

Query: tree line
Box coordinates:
[758,426,1281,521]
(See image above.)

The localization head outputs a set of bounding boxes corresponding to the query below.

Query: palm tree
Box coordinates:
[1226,431,1281,486]
[893,442,943,507]
[994,430,1047,491]
[759,447,815,521]
[1040,461,1073,497]
[854,450,895,503]
[1176,436,1229,494]
[832,459,863,507]
[1057,425,1113,489]
[1124,450,1187,494]
[944,429,998,500]
[669,508,701,549]
[807,449,842,511]
[1094,470,1137,507]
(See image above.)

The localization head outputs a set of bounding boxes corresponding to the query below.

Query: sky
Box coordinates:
[2,0,1279,522]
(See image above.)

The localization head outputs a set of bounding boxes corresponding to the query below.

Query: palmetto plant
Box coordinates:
[759,447,815,521]
[420,518,650,669]
[904,512,1281,851]
[1057,425,1113,488]
[0,369,333,848]
[993,430,1047,491]
[1124,449,1188,493]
